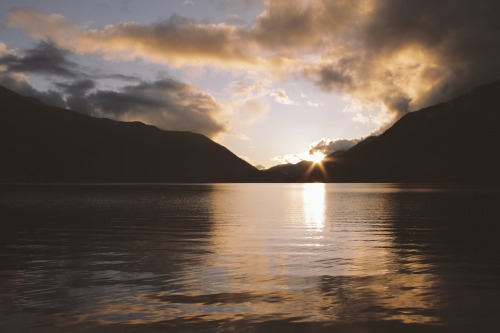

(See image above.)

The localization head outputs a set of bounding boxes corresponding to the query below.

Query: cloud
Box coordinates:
[272,137,361,165]
[270,88,297,105]
[226,81,296,118]
[8,1,500,132]
[0,41,140,83]
[0,41,227,138]
[8,8,258,67]
[249,0,369,51]
[0,71,66,107]
[1,73,227,139]
[0,41,141,112]
[56,79,96,112]
[305,0,500,120]
[0,42,78,78]
[0,43,10,57]
[227,80,268,97]
[0,43,67,106]
[308,138,360,156]
[235,98,269,124]
[377,0,500,107]
[272,153,302,165]
[225,80,271,125]
[224,15,244,26]
[307,100,323,108]
[80,79,228,138]
[315,66,353,91]
[6,3,365,69]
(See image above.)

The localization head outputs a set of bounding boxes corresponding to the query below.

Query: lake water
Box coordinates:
[1,183,499,332]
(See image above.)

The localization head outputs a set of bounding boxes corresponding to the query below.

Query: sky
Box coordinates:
[1,0,500,168]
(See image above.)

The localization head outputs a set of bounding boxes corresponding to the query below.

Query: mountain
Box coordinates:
[0,86,257,183]
[264,80,500,183]
[3,80,499,184]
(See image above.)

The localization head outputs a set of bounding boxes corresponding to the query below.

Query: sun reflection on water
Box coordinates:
[302,183,326,231]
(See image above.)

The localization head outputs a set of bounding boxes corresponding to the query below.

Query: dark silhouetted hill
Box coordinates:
[0,86,257,183]
[262,80,500,183]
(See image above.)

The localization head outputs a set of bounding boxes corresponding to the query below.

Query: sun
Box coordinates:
[306,152,326,164]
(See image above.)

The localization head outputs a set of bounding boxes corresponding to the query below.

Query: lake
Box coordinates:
[1,183,499,332]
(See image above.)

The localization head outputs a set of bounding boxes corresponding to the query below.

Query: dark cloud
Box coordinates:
[0,73,66,107]
[0,42,227,138]
[316,66,353,91]
[56,79,96,112]
[0,42,79,78]
[309,138,361,156]
[363,0,500,109]
[0,42,92,108]
[100,73,141,82]
[57,79,96,93]
[383,93,411,116]
[81,79,227,138]
[0,42,141,83]
[1,72,227,138]
[57,78,228,138]
[271,0,500,128]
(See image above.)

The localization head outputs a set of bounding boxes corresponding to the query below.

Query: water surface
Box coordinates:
[1,183,499,332]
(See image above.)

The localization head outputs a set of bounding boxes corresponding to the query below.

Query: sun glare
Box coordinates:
[303,183,326,230]
[307,152,326,164]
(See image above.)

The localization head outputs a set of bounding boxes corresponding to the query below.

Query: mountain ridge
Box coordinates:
[263,80,500,183]
[2,80,499,184]
[0,85,257,183]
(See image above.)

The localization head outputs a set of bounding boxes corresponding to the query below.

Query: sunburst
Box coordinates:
[305,152,325,164]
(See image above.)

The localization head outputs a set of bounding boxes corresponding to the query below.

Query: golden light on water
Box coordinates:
[48,184,441,326]
[302,183,326,231]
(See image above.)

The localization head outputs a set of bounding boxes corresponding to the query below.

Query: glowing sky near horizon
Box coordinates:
[1,0,499,167]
